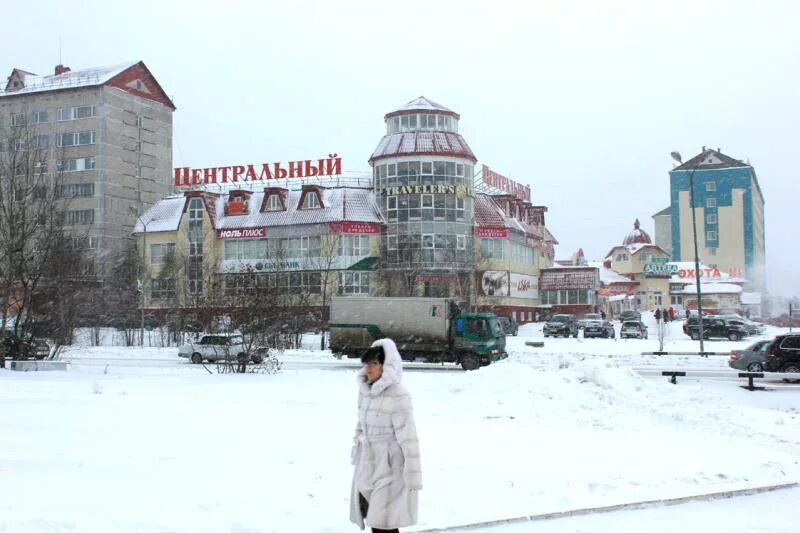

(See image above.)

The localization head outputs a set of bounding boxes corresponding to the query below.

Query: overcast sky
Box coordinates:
[4,0,798,295]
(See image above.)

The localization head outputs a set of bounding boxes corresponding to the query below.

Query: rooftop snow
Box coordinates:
[1,61,138,97]
[369,132,477,163]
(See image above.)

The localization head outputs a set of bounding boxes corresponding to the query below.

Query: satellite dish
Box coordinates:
[670,151,682,164]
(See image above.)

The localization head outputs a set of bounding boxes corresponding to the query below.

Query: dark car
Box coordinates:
[620,320,648,339]
[729,339,771,372]
[583,319,615,339]
[543,314,578,338]
[498,316,518,336]
[619,310,641,322]
[764,334,800,375]
[686,317,748,341]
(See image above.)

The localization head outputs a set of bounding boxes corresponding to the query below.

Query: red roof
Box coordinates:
[369,131,477,164]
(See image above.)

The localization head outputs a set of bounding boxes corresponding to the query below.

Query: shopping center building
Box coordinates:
[135,97,556,324]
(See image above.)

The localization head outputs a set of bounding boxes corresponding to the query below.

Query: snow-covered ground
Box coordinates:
[1,317,798,532]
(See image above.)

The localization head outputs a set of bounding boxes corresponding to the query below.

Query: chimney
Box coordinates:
[54,64,71,75]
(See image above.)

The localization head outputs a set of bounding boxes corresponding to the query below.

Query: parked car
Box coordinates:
[577,313,602,329]
[178,334,253,364]
[543,314,578,338]
[619,310,641,322]
[729,339,771,372]
[620,320,648,339]
[685,317,748,341]
[764,334,800,376]
[498,316,519,336]
[3,330,50,360]
[583,319,615,339]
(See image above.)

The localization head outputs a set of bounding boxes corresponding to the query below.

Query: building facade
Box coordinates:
[0,61,175,274]
[667,148,765,292]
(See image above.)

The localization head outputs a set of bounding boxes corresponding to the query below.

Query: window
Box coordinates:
[11,113,26,126]
[64,209,94,225]
[706,197,716,208]
[671,295,683,305]
[457,235,466,250]
[150,243,176,264]
[32,111,48,124]
[302,192,320,209]
[57,105,96,121]
[266,194,283,211]
[705,181,716,192]
[35,135,49,149]
[480,238,505,259]
[706,230,718,241]
[422,234,435,249]
[57,157,95,172]
[338,271,370,295]
[14,139,25,151]
[57,183,94,197]
[69,236,97,249]
[709,247,717,256]
[615,253,628,262]
[706,213,717,224]
[387,235,397,250]
[339,234,370,256]
[150,278,176,300]
[56,131,95,147]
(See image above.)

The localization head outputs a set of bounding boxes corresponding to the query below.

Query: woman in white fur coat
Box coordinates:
[350,338,422,533]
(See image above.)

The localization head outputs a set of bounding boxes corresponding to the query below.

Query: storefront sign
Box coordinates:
[380,184,473,197]
[479,270,510,297]
[174,154,342,188]
[217,227,267,239]
[481,165,531,201]
[416,274,456,283]
[685,297,720,310]
[677,268,722,279]
[474,227,508,238]
[644,262,678,278]
[509,273,537,298]
[329,222,380,234]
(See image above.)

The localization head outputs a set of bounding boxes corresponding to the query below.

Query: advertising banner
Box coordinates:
[474,227,508,238]
[328,222,381,234]
[478,270,510,296]
[216,227,267,239]
[509,273,538,299]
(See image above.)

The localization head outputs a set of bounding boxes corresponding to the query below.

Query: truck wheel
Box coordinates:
[190,353,202,364]
[691,332,700,340]
[460,355,481,371]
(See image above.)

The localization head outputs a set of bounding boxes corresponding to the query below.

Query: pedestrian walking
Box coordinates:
[350,338,422,533]
[668,307,675,321]
[655,308,662,321]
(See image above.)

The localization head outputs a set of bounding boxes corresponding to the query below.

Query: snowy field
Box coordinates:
[2,318,799,532]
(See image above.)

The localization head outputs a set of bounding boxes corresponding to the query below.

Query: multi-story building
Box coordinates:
[0,61,175,273]
[661,148,765,292]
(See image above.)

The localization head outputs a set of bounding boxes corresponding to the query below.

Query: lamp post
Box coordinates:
[131,206,147,346]
[671,151,705,354]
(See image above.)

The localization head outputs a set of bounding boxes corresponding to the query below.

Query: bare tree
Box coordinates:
[0,112,96,365]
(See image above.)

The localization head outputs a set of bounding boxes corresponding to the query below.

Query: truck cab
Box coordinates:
[454,313,506,370]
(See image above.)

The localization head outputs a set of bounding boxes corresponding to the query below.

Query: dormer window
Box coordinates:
[225,194,249,215]
[302,192,320,209]
[266,194,283,211]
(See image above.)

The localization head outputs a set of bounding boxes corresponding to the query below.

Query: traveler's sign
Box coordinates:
[380,184,473,197]
[174,154,342,188]
[217,227,267,239]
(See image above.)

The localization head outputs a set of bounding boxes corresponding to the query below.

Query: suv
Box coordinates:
[577,313,602,329]
[619,310,641,322]
[685,317,748,341]
[498,316,518,336]
[620,320,648,339]
[543,314,578,338]
[178,334,255,364]
[764,334,800,375]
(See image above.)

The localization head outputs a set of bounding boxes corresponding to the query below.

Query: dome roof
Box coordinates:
[384,96,459,120]
[369,131,477,164]
[623,219,652,245]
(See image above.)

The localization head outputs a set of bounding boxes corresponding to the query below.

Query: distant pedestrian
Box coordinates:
[663,310,670,323]
[654,308,662,321]
[600,310,606,320]
[668,307,675,321]
[350,339,422,533]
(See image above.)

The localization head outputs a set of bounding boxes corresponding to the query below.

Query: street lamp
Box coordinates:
[671,151,705,354]
[130,206,147,346]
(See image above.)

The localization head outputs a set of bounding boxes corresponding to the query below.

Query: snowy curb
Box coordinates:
[411,482,799,531]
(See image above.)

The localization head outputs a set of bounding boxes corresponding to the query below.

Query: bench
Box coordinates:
[662,370,686,384]
[9,360,68,372]
[738,372,765,391]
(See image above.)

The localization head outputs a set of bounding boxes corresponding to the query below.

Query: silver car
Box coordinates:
[728,339,771,372]
[178,334,249,364]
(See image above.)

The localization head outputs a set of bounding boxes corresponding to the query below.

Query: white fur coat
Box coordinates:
[349,338,422,530]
